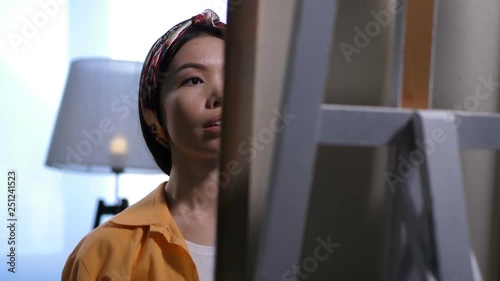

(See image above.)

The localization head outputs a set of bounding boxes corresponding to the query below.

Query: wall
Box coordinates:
[431,0,500,279]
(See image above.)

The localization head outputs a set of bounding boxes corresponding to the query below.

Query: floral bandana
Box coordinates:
[139,9,226,148]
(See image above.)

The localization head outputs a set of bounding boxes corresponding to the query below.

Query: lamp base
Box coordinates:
[93,198,129,229]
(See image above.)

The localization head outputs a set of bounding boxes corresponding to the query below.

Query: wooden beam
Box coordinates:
[215,1,258,280]
[401,0,436,109]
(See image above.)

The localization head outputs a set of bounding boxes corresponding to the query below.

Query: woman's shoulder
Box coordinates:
[62,221,148,281]
[69,220,148,261]
[79,220,147,254]
[69,182,168,257]
[61,182,166,281]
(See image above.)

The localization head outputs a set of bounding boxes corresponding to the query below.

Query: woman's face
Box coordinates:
[160,34,225,159]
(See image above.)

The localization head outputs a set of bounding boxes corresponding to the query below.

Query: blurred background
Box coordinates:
[0,1,227,280]
[2,0,500,280]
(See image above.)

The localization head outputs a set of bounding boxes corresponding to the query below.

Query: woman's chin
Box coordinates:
[202,143,221,155]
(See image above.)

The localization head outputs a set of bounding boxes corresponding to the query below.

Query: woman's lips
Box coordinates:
[203,115,222,128]
[204,124,221,133]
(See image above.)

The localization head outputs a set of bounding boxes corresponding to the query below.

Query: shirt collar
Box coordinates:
[109,181,187,248]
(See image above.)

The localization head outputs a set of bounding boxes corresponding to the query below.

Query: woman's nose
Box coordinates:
[207,74,224,108]
[209,95,222,108]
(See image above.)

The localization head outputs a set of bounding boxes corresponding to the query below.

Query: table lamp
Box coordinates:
[45,58,162,228]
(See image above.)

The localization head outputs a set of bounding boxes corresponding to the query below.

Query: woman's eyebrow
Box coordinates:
[174,62,208,75]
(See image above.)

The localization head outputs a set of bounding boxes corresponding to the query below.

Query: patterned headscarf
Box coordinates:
[139,9,226,148]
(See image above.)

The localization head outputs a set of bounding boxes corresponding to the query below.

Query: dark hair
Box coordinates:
[139,26,224,175]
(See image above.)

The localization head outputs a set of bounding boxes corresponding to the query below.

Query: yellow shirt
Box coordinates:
[61,182,199,281]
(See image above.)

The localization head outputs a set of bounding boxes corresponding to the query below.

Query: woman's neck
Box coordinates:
[168,147,219,203]
[163,147,222,246]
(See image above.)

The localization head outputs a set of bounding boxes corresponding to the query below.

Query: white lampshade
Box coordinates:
[46,58,161,174]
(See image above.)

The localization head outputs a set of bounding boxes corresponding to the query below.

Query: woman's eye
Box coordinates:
[182,77,204,86]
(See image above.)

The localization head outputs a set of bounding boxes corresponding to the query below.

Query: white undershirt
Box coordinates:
[186,240,216,281]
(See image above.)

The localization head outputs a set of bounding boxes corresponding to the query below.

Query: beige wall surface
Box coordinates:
[431,0,500,279]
